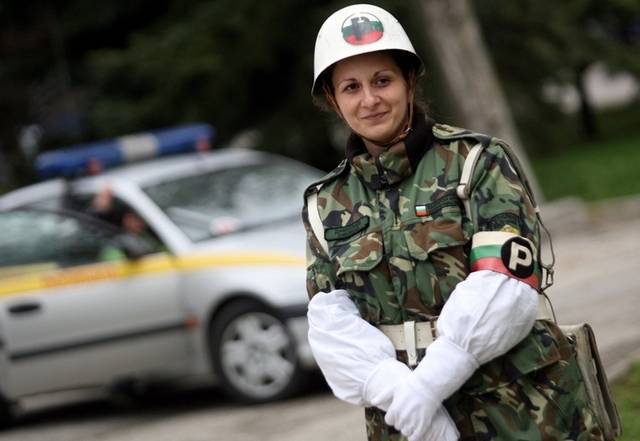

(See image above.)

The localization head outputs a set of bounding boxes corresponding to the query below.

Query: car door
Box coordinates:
[0,208,190,399]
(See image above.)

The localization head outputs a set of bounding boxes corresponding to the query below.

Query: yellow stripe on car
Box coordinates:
[0,252,304,298]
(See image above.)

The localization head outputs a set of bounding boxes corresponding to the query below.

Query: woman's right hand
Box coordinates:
[307,289,399,406]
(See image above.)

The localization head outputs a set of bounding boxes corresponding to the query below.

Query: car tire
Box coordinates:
[0,396,13,430]
[108,378,151,408]
[209,300,305,403]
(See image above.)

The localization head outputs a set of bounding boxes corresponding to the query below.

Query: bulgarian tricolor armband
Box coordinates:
[470,232,541,290]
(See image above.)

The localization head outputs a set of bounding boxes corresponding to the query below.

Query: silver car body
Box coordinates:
[0,148,318,403]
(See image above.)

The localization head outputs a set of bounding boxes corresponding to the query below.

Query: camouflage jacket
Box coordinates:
[302,116,603,440]
[303,116,542,322]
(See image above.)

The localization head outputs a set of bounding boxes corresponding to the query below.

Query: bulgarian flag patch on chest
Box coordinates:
[470,231,540,289]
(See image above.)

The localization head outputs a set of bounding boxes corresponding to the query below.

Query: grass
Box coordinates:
[531,133,640,201]
[611,362,640,441]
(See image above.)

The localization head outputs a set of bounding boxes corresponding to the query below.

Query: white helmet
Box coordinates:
[312,4,423,95]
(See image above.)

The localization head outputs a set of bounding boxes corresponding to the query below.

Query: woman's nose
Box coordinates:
[361,85,380,107]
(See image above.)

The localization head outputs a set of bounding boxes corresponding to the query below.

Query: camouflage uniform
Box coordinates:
[302,116,604,441]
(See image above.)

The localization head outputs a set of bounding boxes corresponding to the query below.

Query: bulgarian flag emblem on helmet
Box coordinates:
[342,13,384,45]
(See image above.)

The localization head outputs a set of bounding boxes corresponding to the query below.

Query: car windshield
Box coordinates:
[143,159,321,242]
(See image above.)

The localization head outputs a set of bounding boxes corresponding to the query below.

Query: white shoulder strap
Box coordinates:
[307,189,329,256]
[456,142,485,220]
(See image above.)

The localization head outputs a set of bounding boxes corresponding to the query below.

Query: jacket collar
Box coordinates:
[346,113,435,190]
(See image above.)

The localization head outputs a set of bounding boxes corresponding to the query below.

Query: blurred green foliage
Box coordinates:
[85,0,355,171]
[476,0,640,151]
[612,362,640,441]
[0,0,639,192]
[533,130,640,201]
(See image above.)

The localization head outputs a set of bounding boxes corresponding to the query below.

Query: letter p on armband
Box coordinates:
[469,232,540,289]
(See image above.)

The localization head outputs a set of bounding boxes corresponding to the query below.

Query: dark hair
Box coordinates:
[313,49,427,114]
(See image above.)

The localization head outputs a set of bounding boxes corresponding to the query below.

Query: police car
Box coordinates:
[0,124,320,423]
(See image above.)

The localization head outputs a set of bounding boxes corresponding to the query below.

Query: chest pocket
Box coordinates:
[402,194,471,305]
[329,230,384,276]
[403,198,469,260]
[327,229,387,323]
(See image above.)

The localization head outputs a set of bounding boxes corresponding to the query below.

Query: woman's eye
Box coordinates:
[375,77,390,86]
[343,83,359,93]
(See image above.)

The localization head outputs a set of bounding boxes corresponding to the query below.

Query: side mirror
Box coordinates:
[114,234,156,260]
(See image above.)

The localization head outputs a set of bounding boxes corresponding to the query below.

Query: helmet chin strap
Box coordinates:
[372,100,413,149]
[375,72,416,148]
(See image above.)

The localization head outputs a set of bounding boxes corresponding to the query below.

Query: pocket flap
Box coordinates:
[331,230,384,275]
[404,204,468,261]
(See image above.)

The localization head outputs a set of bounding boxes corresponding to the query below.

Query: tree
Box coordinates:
[5,0,636,192]
[84,0,346,171]
[474,0,640,146]
[4,1,418,189]
[415,0,542,198]
[0,0,171,188]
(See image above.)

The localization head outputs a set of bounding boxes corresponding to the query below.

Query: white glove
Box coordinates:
[362,358,411,411]
[384,337,477,440]
[365,357,459,440]
[307,290,405,406]
[437,271,538,363]
[424,406,460,441]
[385,270,538,440]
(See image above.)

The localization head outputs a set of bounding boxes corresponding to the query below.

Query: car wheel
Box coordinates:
[0,396,13,430]
[108,378,150,408]
[209,300,304,403]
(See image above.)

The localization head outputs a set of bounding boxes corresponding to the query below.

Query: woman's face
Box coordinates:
[331,51,411,145]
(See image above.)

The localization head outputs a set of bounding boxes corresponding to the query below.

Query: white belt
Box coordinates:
[378,295,554,367]
[378,321,436,367]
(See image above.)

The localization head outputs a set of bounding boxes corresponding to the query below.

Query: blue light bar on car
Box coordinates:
[35,123,215,179]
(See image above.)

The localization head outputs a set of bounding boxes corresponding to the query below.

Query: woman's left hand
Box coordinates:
[385,386,459,441]
[423,406,460,441]
[384,374,439,440]
[385,336,476,440]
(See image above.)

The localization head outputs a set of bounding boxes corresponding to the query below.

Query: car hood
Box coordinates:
[188,217,307,257]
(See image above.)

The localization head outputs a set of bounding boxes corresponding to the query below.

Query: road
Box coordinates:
[2,207,639,441]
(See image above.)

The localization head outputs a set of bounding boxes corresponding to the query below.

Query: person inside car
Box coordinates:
[88,185,162,260]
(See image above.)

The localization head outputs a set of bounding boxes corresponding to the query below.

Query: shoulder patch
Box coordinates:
[432,123,492,147]
[487,213,522,234]
[303,159,350,199]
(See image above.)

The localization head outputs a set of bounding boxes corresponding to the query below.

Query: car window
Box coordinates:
[143,159,322,242]
[0,209,127,278]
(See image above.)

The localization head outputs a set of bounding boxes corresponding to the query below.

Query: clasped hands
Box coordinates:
[363,336,480,441]
[384,368,455,441]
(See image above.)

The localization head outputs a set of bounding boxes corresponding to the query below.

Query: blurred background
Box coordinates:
[1,0,639,199]
[0,1,639,440]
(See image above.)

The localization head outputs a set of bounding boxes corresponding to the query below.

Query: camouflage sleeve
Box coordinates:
[468,142,539,242]
[467,142,541,289]
[302,196,337,299]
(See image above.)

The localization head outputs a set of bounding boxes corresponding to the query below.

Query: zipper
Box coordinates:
[375,158,400,227]
[375,158,406,323]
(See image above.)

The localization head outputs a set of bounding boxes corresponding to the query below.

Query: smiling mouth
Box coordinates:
[362,111,388,121]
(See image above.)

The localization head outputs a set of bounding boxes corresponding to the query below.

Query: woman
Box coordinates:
[303,4,604,441]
